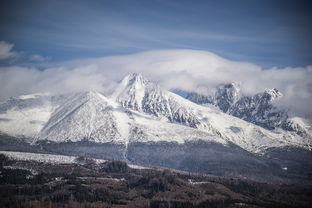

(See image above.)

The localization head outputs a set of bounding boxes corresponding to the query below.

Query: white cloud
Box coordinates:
[30,54,50,62]
[0,41,16,60]
[0,49,311,118]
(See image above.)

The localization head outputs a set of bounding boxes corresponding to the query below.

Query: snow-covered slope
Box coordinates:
[0,73,311,154]
[0,151,150,170]
[0,93,76,140]
[228,88,287,130]
[38,91,127,144]
[37,89,227,146]
[169,91,311,152]
[0,94,54,140]
[0,150,79,164]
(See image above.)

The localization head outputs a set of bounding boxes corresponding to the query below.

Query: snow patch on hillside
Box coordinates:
[0,151,78,164]
[0,151,150,170]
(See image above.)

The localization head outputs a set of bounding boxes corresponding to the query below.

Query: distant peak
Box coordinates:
[111,73,153,110]
[126,73,144,80]
[216,82,241,98]
[128,72,142,78]
[264,88,283,100]
[122,73,149,87]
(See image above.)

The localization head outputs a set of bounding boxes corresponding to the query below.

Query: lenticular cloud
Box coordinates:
[0,49,311,118]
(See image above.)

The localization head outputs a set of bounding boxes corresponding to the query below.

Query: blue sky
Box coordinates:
[0,0,311,68]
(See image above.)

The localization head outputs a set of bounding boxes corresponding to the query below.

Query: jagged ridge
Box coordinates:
[0,73,311,154]
[186,84,310,136]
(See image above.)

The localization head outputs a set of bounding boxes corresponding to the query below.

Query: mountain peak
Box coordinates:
[112,73,152,111]
[122,73,149,87]
[128,72,143,79]
[215,82,241,112]
[113,73,203,128]
[216,82,241,96]
[264,88,283,101]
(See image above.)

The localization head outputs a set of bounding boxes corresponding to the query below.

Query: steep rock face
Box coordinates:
[228,89,287,130]
[186,92,214,105]
[186,83,241,112]
[227,88,311,137]
[113,73,202,128]
[215,83,241,112]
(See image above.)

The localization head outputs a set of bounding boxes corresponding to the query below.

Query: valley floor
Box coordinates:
[0,151,312,208]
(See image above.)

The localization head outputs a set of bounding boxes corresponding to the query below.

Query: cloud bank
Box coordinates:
[0,49,311,118]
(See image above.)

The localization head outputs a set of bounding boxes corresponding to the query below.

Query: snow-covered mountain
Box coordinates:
[1,73,311,181]
[228,88,287,130]
[38,91,128,144]
[112,73,204,129]
[0,73,311,154]
[186,85,311,137]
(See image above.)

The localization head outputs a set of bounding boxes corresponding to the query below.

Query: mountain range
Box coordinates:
[0,73,311,182]
[186,83,309,135]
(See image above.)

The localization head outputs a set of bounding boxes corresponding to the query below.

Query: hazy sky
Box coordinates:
[0,0,311,68]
